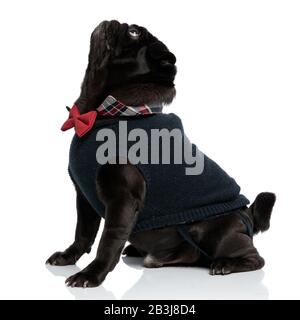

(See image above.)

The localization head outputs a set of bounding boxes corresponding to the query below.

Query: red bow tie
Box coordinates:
[61,105,97,138]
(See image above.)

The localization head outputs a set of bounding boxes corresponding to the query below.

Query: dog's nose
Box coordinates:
[160,52,176,66]
[160,60,174,67]
[148,41,176,65]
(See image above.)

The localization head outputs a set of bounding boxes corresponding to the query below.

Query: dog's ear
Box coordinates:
[76,25,111,111]
[87,25,111,92]
[88,25,111,74]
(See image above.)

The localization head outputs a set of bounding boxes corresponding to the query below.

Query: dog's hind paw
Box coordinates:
[210,259,233,275]
[122,244,144,257]
[143,254,164,268]
[210,256,265,275]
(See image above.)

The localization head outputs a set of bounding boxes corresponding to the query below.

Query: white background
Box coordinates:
[0,0,299,300]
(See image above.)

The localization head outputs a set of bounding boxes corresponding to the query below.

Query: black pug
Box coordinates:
[46,20,276,288]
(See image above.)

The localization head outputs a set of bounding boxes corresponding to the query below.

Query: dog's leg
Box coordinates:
[209,233,265,275]
[46,188,101,266]
[65,163,146,288]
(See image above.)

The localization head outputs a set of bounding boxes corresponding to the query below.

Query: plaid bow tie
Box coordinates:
[61,95,162,137]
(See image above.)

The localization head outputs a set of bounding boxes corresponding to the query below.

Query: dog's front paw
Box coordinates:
[46,251,77,266]
[65,271,102,288]
[65,261,107,288]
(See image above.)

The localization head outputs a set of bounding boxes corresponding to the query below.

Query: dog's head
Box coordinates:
[77,20,177,111]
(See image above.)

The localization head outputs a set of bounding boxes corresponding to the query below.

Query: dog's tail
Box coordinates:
[247,192,276,234]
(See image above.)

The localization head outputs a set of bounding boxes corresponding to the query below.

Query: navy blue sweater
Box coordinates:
[68,113,249,233]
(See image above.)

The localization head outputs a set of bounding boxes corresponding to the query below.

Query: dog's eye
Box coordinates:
[128,27,140,39]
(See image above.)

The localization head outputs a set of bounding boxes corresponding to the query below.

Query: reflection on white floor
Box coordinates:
[46,256,268,300]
